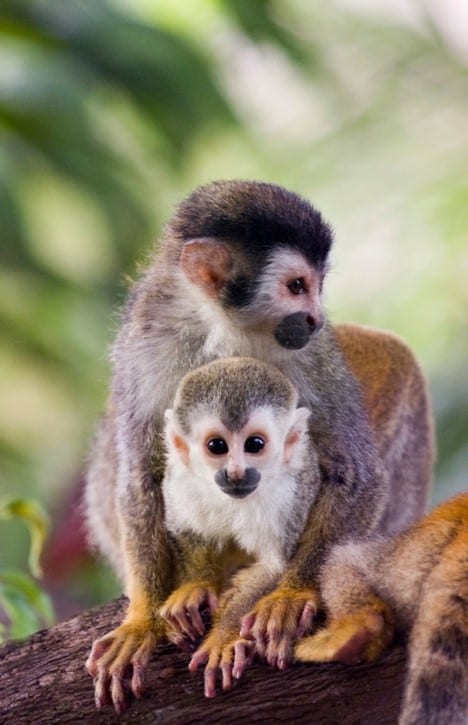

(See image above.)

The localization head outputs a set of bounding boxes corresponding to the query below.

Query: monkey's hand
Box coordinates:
[159,581,219,644]
[240,585,318,668]
[86,614,166,713]
[294,605,394,665]
[189,627,255,698]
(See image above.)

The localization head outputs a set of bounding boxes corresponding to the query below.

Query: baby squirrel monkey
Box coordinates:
[85,180,434,710]
[295,493,468,725]
[160,357,317,697]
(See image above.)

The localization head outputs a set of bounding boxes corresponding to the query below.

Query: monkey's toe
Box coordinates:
[241,585,319,666]
[87,620,162,711]
[190,628,253,697]
[160,581,218,641]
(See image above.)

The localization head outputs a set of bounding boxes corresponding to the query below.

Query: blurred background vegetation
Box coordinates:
[1,0,467,621]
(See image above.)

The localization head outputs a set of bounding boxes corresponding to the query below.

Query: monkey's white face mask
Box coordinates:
[163,405,310,500]
[162,404,310,567]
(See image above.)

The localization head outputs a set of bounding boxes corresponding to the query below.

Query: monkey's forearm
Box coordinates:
[214,562,279,633]
[283,444,388,590]
[159,535,229,643]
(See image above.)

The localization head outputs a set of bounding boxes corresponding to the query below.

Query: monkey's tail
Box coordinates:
[398,529,468,725]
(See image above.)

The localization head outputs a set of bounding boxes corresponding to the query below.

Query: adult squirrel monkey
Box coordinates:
[85,180,434,710]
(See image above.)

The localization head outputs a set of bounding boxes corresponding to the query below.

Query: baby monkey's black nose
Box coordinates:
[215,467,261,498]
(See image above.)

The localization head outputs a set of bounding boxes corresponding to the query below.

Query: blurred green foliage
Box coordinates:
[0,0,467,612]
[0,498,54,641]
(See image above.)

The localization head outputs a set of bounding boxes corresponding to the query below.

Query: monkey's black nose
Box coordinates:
[274,312,323,350]
[215,468,260,498]
[306,314,324,334]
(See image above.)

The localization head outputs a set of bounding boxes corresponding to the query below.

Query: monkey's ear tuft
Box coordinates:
[180,238,233,298]
[284,407,310,464]
[292,407,311,430]
[164,410,190,466]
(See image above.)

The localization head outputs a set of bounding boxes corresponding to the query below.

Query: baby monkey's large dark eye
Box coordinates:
[287,278,307,295]
[244,436,265,454]
[207,438,228,455]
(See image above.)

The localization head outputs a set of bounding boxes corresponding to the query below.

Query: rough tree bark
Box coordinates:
[0,596,406,724]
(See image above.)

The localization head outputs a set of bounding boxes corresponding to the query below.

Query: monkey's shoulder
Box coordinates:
[332,322,431,437]
[333,322,424,385]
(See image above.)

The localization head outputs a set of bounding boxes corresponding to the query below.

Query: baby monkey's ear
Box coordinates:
[164,409,190,466]
[180,238,233,297]
[284,407,311,465]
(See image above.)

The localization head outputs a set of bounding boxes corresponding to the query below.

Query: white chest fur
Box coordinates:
[162,460,298,575]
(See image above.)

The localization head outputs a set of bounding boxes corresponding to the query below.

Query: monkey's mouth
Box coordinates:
[218,483,258,499]
[215,468,260,498]
[274,312,323,350]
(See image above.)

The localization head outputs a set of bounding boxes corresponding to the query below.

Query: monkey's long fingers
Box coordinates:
[221,660,233,692]
[94,668,111,710]
[295,600,317,638]
[232,640,255,680]
[203,666,218,698]
[86,637,113,677]
[188,645,209,673]
[102,639,140,712]
[160,585,217,640]
[130,631,157,699]
[266,635,291,671]
[160,601,196,641]
[185,599,207,637]
[167,628,195,653]
[239,612,256,638]
[173,608,199,641]
[94,660,126,713]
[203,648,223,698]
[110,667,127,714]
[207,590,219,615]
[240,610,269,655]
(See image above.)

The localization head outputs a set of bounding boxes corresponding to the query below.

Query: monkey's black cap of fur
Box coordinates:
[170,180,333,270]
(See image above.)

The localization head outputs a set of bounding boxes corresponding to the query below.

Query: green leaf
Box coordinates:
[0,569,54,641]
[0,498,49,577]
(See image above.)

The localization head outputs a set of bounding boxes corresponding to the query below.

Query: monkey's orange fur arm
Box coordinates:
[294,494,467,671]
[294,597,394,664]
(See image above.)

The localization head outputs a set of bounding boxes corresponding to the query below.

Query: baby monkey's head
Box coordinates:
[164,357,310,499]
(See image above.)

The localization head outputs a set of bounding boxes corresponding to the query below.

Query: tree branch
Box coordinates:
[0,597,406,724]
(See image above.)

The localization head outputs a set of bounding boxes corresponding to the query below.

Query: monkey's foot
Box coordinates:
[85,617,164,713]
[189,628,255,698]
[160,581,219,643]
[294,607,394,665]
[240,585,318,668]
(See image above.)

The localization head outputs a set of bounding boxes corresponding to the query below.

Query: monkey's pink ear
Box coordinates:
[284,407,310,464]
[180,238,233,297]
[164,409,190,465]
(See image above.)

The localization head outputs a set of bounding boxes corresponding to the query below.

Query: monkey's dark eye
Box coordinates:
[207,438,228,455]
[244,436,265,454]
[287,278,307,295]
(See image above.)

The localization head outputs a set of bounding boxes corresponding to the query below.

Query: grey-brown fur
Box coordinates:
[173,357,297,433]
[84,180,434,707]
[306,494,468,725]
